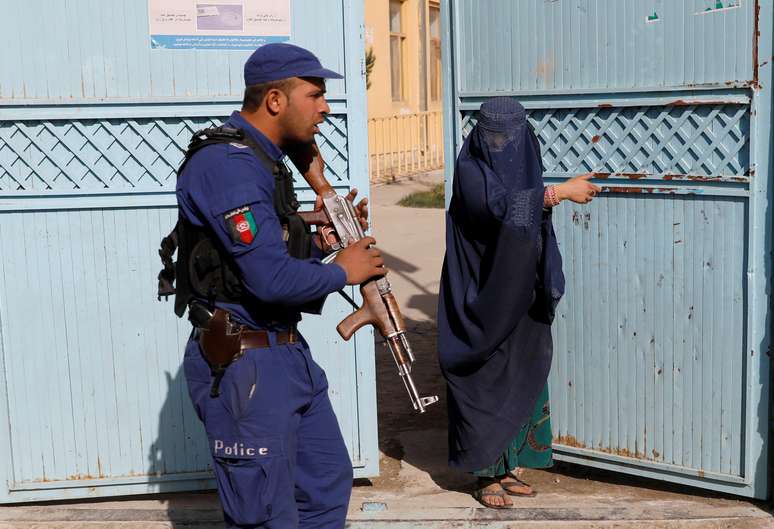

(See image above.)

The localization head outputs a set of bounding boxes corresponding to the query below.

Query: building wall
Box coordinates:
[365,0,442,119]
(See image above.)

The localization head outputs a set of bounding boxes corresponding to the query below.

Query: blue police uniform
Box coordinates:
[176,44,353,529]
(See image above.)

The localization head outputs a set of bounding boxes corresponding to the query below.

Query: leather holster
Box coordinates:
[197,308,242,369]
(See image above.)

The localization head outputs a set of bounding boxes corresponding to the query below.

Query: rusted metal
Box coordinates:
[597,172,662,181]
[603,186,643,193]
[68,473,98,481]
[554,435,648,460]
[667,99,743,106]
[662,174,736,182]
[591,135,601,143]
[591,172,749,184]
[600,186,704,195]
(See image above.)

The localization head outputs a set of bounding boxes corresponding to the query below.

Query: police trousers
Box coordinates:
[184,333,353,529]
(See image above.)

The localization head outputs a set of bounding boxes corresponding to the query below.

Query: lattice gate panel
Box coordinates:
[460,105,750,178]
[0,116,349,192]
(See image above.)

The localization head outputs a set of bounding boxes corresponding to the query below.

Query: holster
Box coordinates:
[189,303,298,397]
[189,304,241,398]
[197,308,243,369]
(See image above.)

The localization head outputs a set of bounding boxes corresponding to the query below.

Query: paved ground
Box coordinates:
[1,170,772,528]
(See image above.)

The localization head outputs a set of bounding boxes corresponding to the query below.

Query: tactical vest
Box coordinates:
[157,126,313,317]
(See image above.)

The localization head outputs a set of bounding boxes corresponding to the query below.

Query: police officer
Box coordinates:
[175,43,384,528]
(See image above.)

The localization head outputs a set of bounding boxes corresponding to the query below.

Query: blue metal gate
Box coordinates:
[442,0,772,498]
[0,0,376,503]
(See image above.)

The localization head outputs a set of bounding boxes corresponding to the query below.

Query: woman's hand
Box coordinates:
[556,173,602,204]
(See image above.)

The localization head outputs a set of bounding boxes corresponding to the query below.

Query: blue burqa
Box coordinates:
[437,97,565,472]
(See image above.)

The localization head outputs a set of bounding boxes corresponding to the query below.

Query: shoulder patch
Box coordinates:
[225,206,258,244]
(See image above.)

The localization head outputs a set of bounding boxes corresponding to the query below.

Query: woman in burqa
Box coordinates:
[437,97,600,508]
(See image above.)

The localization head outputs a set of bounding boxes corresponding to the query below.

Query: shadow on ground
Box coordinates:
[380,250,439,323]
[371,317,474,494]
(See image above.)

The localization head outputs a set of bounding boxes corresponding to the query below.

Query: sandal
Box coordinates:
[500,471,536,497]
[472,478,512,509]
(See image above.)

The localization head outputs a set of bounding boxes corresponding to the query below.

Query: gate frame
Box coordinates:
[441,0,773,499]
[0,0,376,503]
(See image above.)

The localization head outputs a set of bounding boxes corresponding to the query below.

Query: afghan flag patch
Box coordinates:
[225,206,258,244]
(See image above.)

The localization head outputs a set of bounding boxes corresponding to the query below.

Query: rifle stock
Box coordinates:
[286,142,334,197]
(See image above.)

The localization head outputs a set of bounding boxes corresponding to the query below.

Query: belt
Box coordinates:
[238,326,298,350]
[191,304,297,398]
[189,302,298,354]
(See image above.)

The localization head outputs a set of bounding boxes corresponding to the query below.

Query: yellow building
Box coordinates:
[364,0,444,180]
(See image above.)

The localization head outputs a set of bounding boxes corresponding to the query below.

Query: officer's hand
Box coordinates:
[556,173,602,204]
[333,237,386,285]
[313,189,369,232]
[345,188,369,231]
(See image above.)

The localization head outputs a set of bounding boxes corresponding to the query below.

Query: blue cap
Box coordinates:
[244,43,344,86]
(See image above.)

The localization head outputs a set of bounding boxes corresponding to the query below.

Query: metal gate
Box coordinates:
[442,0,772,498]
[0,0,376,503]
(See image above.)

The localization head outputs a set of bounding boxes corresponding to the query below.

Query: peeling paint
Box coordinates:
[603,186,643,194]
[592,172,647,179]
[695,1,742,15]
[601,185,703,195]
[591,172,747,183]
[572,211,580,224]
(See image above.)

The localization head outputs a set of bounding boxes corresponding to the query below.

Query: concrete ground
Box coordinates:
[1,170,772,528]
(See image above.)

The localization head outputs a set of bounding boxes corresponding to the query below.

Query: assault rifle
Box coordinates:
[290,144,439,414]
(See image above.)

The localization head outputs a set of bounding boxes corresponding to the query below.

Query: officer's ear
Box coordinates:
[265,88,288,115]
[265,78,296,115]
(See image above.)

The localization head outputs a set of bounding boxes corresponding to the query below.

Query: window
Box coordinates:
[389,0,405,102]
[429,2,441,102]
